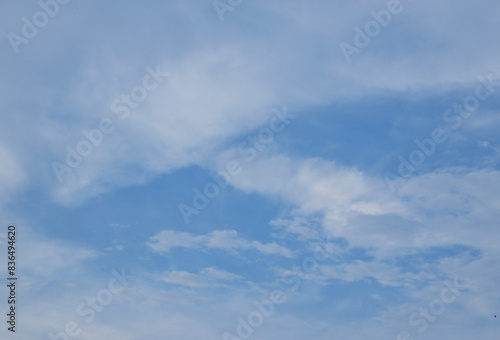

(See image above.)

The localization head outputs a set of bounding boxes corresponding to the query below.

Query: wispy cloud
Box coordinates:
[147,229,294,258]
[160,267,243,288]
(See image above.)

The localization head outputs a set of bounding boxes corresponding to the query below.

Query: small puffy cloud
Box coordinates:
[146,230,206,253]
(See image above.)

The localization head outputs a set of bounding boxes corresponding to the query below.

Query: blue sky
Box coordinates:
[1,0,500,339]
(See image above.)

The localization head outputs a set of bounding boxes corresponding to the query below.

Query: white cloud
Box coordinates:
[316,261,434,288]
[219,151,500,254]
[147,230,206,253]
[1,1,500,338]
[161,271,210,288]
[220,153,406,229]
[3,0,498,205]
[200,267,242,281]
[160,267,242,288]
[147,229,294,258]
